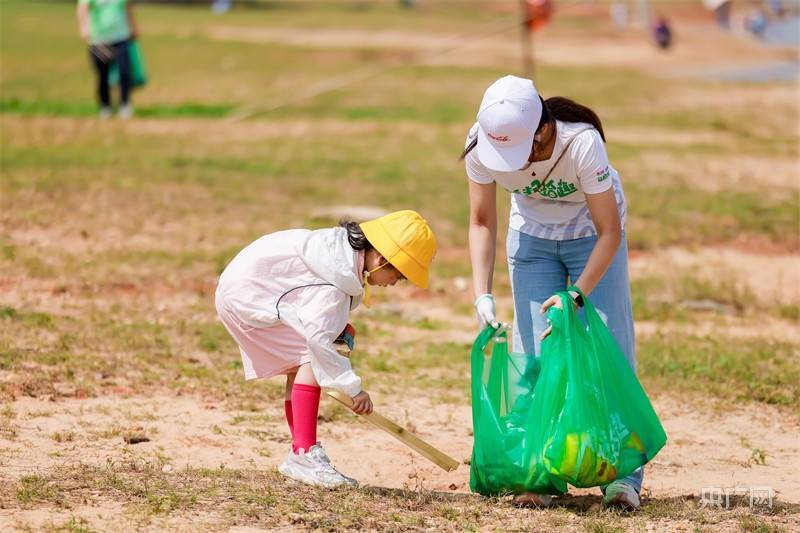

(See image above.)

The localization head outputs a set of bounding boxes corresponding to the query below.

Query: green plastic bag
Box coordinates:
[469,325,568,496]
[532,287,667,488]
[109,40,147,88]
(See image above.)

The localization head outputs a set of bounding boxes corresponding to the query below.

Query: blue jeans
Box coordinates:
[506,228,643,493]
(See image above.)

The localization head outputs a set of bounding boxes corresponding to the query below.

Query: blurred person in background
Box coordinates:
[652,17,673,50]
[462,76,642,510]
[76,0,138,119]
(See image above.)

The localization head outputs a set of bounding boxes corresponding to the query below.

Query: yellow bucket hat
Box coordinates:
[360,210,436,289]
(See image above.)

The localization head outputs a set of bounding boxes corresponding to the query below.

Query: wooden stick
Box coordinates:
[325,390,460,472]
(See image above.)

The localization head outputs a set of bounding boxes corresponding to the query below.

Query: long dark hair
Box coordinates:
[459,96,604,160]
[545,96,605,141]
[340,219,372,251]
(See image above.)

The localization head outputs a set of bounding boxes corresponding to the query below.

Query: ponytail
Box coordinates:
[459,137,478,161]
[544,96,605,142]
[339,219,372,251]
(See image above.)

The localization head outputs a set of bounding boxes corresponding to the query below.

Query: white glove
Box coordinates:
[474,294,499,329]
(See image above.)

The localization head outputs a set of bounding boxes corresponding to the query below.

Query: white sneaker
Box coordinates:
[99,107,112,120]
[603,482,640,510]
[118,104,133,119]
[278,443,358,488]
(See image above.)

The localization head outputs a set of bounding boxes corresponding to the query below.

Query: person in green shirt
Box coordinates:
[76,0,139,119]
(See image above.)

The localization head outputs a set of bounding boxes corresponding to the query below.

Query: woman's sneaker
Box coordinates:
[603,482,640,510]
[278,443,358,488]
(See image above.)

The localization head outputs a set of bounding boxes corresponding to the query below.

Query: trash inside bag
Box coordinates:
[533,288,667,487]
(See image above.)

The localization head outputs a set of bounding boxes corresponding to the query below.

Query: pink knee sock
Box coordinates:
[284,400,294,439]
[291,383,321,454]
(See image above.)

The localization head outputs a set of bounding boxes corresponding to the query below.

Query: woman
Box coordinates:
[77,0,138,119]
[463,75,641,510]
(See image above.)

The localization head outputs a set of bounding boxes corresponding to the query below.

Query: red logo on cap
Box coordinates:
[488,133,510,142]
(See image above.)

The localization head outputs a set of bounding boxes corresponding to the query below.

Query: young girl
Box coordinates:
[215,210,436,488]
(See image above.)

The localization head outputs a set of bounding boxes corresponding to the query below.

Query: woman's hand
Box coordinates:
[351,391,373,415]
[539,294,578,340]
[474,294,498,329]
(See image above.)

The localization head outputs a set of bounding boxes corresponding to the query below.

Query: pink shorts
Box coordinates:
[216,299,311,380]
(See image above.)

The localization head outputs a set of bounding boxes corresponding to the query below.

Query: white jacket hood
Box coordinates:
[296,227,364,298]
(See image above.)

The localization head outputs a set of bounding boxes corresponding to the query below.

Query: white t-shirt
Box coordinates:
[465,120,627,240]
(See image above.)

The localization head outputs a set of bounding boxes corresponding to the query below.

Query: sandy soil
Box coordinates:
[2,390,798,504]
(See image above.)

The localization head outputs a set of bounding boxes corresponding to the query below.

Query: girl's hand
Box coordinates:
[351,391,373,415]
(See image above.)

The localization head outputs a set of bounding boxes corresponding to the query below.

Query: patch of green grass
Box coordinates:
[197,323,227,352]
[43,516,95,533]
[0,307,55,328]
[638,334,800,409]
[8,461,799,530]
[16,474,63,506]
[415,317,445,330]
[626,182,800,251]
[631,272,765,321]
[0,98,234,118]
[778,304,799,321]
[0,404,17,439]
[739,515,787,533]
[583,518,626,533]
[367,350,394,372]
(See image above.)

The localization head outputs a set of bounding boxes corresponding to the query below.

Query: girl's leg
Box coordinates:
[284,371,297,439]
[507,229,568,357]
[561,232,643,493]
[291,363,320,453]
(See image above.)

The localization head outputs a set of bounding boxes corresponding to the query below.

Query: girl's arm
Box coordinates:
[295,286,363,398]
[468,179,498,298]
[77,2,90,42]
[126,2,138,39]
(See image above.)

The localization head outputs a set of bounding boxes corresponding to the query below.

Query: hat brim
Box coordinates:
[476,124,534,172]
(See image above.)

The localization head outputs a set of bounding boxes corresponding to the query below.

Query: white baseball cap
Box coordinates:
[476,75,542,172]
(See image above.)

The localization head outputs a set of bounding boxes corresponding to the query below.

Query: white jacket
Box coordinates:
[216,227,364,396]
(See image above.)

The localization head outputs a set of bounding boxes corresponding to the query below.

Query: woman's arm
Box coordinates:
[77,3,90,42]
[538,188,621,339]
[468,180,498,298]
[572,187,621,295]
[126,2,138,39]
